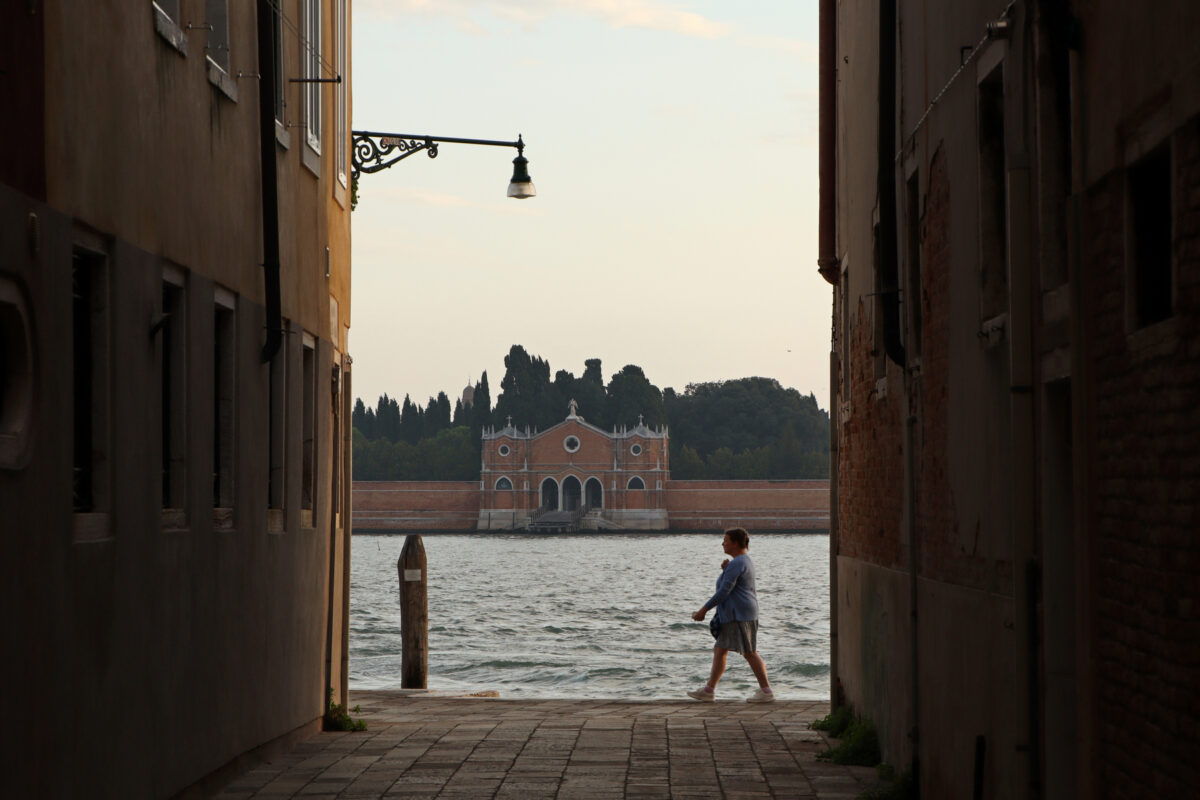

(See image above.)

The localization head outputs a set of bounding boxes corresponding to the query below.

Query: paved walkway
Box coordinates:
[215,691,878,799]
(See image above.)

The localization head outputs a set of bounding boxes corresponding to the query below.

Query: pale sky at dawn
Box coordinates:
[350,0,828,413]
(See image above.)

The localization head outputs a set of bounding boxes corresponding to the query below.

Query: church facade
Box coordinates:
[477,400,670,530]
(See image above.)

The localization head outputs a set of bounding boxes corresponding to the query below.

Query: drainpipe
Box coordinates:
[257,0,282,364]
[1005,7,1040,796]
[818,0,840,286]
[819,0,841,712]
[876,0,920,788]
[1066,19,1093,798]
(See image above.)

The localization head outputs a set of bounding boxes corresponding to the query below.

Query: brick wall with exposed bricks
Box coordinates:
[1082,115,1200,796]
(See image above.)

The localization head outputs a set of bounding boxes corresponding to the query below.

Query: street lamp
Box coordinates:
[351,131,536,199]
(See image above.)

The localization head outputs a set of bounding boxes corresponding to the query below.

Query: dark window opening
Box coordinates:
[205,0,230,72]
[268,328,287,511]
[272,3,285,123]
[162,281,186,508]
[978,66,1008,319]
[213,303,235,508]
[72,253,98,512]
[155,0,181,22]
[905,172,923,358]
[301,341,316,513]
[628,476,645,491]
[1129,144,1173,327]
[496,476,513,490]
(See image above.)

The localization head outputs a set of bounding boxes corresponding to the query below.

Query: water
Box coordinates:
[350,533,830,700]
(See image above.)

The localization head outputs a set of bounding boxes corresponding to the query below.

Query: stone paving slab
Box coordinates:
[214,691,879,799]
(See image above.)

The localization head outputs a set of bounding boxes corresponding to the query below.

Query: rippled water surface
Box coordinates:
[350,533,830,700]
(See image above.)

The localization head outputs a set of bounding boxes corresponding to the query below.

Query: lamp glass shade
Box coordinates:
[507,180,536,199]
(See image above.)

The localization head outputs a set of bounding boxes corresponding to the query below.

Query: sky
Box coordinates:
[349,0,829,413]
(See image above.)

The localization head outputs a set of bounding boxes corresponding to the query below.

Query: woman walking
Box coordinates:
[688,527,774,702]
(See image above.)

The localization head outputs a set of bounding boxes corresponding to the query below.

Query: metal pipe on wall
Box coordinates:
[256,0,282,364]
[819,0,841,711]
[818,0,840,286]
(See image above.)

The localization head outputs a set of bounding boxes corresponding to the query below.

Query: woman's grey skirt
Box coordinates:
[713,620,758,653]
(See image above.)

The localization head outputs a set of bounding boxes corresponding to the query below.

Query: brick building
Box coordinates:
[478,399,671,530]
[1,2,354,796]
[824,0,1200,796]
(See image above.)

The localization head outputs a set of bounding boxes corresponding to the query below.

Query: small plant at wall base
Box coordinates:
[812,705,881,766]
[324,687,367,732]
[810,704,855,737]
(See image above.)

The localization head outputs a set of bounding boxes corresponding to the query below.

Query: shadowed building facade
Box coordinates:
[0,1,354,796]
[825,0,1200,796]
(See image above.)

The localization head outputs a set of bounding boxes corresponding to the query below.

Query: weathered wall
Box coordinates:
[354,479,830,533]
[665,480,830,531]
[830,0,1200,795]
[0,2,354,796]
[355,481,482,531]
[1081,116,1200,797]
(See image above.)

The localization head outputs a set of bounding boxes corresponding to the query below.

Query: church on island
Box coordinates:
[354,401,830,534]
[478,399,670,531]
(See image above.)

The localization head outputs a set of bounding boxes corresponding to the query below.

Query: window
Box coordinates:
[205,0,230,73]
[301,335,316,525]
[498,444,510,457]
[1127,143,1173,328]
[153,1,188,55]
[72,248,111,541]
[905,172,923,359]
[563,435,580,453]
[213,292,236,512]
[268,320,288,528]
[978,64,1008,320]
[839,266,850,406]
[627,476,645,491]
[303,0,322,153]
[335,0,348,186]
[161,273,187,517]
[272,2,285,125]
[495,477,513,491]
[630,443,642,456]
[0,277,34,470]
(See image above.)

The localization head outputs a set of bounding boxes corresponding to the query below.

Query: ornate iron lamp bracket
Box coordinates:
[351,130,524,181]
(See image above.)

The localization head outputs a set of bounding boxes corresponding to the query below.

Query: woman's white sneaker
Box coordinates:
[747,688,776,703]
[687,686,715,702]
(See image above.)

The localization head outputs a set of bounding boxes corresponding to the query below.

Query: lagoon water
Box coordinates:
[349,533,830,701]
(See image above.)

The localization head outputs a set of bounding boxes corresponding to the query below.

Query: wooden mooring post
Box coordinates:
[397,534,428,689]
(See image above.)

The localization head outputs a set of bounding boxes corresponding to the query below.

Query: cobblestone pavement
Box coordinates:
[214,691,878,799]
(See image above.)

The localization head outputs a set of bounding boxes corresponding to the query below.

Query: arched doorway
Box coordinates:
[562,475,582,511]
[540,478,559,511]
[585,477,603,509]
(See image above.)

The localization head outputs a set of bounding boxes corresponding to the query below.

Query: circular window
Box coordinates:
[630,443,642,456]
[498,444,510,457]
[563,435,580,453]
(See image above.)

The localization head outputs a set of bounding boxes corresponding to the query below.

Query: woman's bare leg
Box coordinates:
[707,647,729,688]
[743,650,770,689]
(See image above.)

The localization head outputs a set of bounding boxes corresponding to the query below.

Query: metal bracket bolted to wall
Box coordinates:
[350,131,525,181]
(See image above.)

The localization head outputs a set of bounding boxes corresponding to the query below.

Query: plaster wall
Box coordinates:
[0,2,354,795]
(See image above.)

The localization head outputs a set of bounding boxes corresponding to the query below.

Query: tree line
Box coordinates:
[352,345,829,481]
